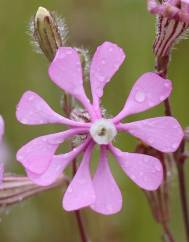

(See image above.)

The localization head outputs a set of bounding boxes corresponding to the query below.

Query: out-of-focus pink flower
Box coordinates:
[0,116,4,183]
[148,0,189,57]
[16,41,183,215]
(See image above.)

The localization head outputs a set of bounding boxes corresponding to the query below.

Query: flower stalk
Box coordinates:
[156,52,189,242]
[146,1,189,240]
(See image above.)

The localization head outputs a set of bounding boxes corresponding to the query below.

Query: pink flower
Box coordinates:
[0,116,4,183]
[16,42,183,215]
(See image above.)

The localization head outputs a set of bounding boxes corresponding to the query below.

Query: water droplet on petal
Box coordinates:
[164,82,171,88]
[135,91,146,103]
[101,59,106,65]
[131,174,136,180]
[160,95,166,101]
[155,164,161,172]
[106,204,113,212]
[28,95,34,101]
[21,118,28,124]
[147,137,154,145]
[17,155,23,160]
[67,187,73,193]
[79,178,86,185]
[148,101,155,107]
[139,171,143,176]
[172,143,178,150]
[66,50,73,55]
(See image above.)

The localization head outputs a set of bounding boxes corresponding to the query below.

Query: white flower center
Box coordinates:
[90,119,117,145]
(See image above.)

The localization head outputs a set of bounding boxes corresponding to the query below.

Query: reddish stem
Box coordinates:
[162,223,176,242]
[64,93,89,242]
[72,158,89,242]
[177,162,189,242]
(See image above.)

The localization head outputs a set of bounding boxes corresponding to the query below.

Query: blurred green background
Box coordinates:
[0,0,188,241]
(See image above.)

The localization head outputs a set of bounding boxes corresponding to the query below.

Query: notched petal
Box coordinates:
[113,72,172,122]
[110,146,163,191]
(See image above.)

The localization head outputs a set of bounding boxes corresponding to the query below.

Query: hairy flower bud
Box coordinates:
[29,6,67,61]
[147,0,189,74]
[147,0,189,133]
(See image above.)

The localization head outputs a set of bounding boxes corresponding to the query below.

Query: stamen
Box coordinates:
[90,119,117,145]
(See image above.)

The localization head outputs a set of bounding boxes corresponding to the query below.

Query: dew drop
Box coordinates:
[67,187,73,193]
[164,82,170,88]
[106,204,113,212]
[139,171,143,176]
[148,101,155,107]
[135,91,146,103]
[17,155,23,160]
[101,59,106,65]
[66,50,73,55]
[21,118,28,124]
[131,174,136,180]
[147,137,154,144]
[144,157,149,163]
[79,178,86,185]
[172,143,178,150]
[155,164,161,172]
[160,95,166,101]
[28,95,34,101]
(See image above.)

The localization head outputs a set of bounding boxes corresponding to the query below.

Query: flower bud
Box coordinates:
[148,0,189,59]
[30,6,67,61]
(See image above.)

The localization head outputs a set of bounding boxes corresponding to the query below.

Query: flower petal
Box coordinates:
[63,142,95,211]
[16,91,89,127]
[118,117,183,152]
[110,145,163,191]
[26,139,90,186]
[48,47,95,120]
[112,72,172,122]
[90,42,125,116]
[0,116,4,142]
[90,146,122,215]
[17,128,88,175]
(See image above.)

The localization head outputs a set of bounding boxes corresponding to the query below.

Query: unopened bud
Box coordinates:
[30,6,67,61]
[148,0,189,66]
